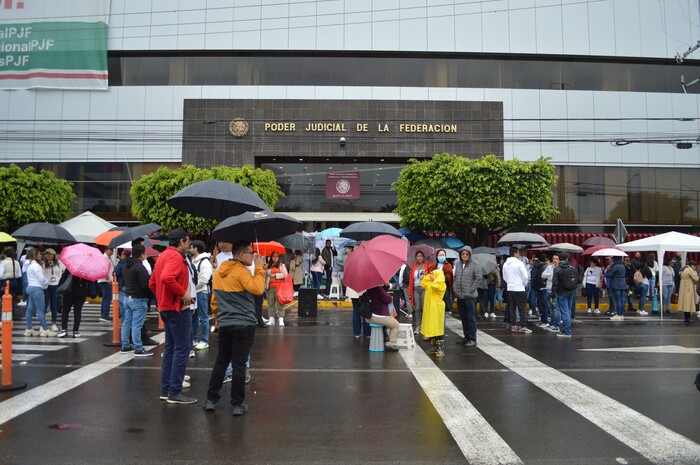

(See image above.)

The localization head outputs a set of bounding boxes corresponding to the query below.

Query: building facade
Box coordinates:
[2,0,700,228]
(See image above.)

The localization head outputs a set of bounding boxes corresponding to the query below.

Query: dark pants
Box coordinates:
[351,298,371,337]
[478,288,489,317]
[537,288,549,324]
[160,310,192,396]
[61,293,86,332]
[585,283,599,309]
[507,291,528,328]
[254,293,264,326]
[457,297,477,342]
[488,283,497,313]
[207,324,255,406]
[99,282,112,319]
[324,267,332,295]
[44,285,59,324]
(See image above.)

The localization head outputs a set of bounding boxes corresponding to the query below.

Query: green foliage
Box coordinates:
[130,164,284,235]
[0,164,76,232]
[393,154,559,245]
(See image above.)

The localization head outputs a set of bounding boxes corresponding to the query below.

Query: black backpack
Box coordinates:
[358,293,373,319]
[559,265,578,291]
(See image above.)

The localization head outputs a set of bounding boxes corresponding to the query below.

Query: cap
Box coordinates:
[168,227,189,243]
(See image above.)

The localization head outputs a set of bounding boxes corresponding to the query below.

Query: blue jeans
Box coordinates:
[636,283,649,311]
[99,282,112,319]
[612,289,627,316]
[118,290,126,319]
[44,285,59,324]
[553,292,574,335]
[121,296,148,350]
[352,298,371,337]
[311,271,323,290]
[21,271,28,300]
[193,291,210,343]
[585,283,599,309]
[160,310,192,396]
[225,355,250,377]
[457,297,477,342]
[662,284,673,312]
[528,286,538,313]
[26,285,47,330]
[537,288,549,324]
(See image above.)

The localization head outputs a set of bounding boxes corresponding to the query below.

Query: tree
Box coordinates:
[393,153,559,245]
[130,164,284,235]
[0,164,76,232]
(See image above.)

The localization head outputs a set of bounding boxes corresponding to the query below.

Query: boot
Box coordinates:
[685,312,693,323]
[435,339,445,358]
[425,338,437,355]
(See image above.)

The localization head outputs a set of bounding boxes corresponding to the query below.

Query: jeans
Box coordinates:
[507,291,528,328]
[207,325,256,406]
[537,288,549,324]
[401,288,413,313]
[457,297,477,341]
[193,291,210,343]
[324,267,333,295]
[351,298,371,337]
[636,283,649,311]
[627,285,635,310]
[118,290,126,319]
[44,285,59,324]
[160,310,192,396]
[99,282,112,319]
[585,283,599,309]
[608,287,616,314]
[488,283,497,313]
[311,271,323,290]
[528,285,538,313]
[121,296,148,350]
[552,292,574,335]
[612,289,627,316]
[225,355,250,377]
[413,287,425,326]
[21,271,28,300]
[26,285,47,330]
[662,284,673,312]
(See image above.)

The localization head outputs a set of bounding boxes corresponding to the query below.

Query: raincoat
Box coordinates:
[420,269,446,338]
[678,266,699,313]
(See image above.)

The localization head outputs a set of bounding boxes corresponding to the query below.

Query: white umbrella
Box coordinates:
[59,211,116,244]
[497,232,549,248]
[591,248,628,257]
[549,242,584,253]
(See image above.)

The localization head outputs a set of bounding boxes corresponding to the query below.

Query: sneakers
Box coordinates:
[489,313,497,318]
[57,329,67,338]
[167,393,197,404]
[223,375,232,384]
[464,340,477,347]
[17,300,27,307]
[202,399,216,411]
[637,310,648,316]
[245,369,251,384]
[516,326,532,334]
[557,332,572,338]
[50,324,59,332]
[182,380,191,388]
[266,317,275,327]
[40,329,57,337]
[184,375,191,382]
[73,331,81,337]
[232,403,249,416]
[610,315,623,321]
[587,308,592,315]
[535,321,548,328]
[510,326,520,333]
[194,341,209,350]
[134,349,154,357]
[121,346,135,354]
[23,328,39,336]
[159,393,168,401]
[545,325,560,333]
[189,349,195,358]
[594,309,601,315]
[99,317,111,323]
[278,318,284,327]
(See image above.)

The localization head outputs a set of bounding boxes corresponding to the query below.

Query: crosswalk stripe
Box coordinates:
[445,317,700,464]
[1,337,88,343]
[400,346,523,465]
[3,344,69,352]
[0,353,40,362]
[11,331,107,337]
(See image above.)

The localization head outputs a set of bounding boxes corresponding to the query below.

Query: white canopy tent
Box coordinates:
[617,231,700,319]
[59,211,117,244]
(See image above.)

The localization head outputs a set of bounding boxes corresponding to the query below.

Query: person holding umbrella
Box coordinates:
[24,248,55,337]
[42,248,64,332]
[56,267,91,339]
[265,251,288,326]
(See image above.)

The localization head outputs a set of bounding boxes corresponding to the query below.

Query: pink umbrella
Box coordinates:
[407,243,435,266]
[60,243,111,281]
[582,244,622,256]
[582,236,616,247]
[342,235,407,292]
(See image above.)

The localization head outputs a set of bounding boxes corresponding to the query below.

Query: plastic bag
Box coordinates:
[276,274,294,305]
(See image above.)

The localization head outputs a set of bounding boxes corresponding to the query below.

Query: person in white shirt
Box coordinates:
[502,247,531,334]
[24,248,55,337]
[97,248,115,322]
[1,246,22,306]
[190,240,213,350]
[42,248,64,332]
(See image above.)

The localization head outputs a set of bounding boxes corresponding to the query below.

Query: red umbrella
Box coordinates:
[252,241,286,256]
[60,243,111,281]
[342,235,407,292]
[582,236,616,247]
[582,244,622,256]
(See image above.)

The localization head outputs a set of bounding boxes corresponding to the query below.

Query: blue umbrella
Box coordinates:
[398,227,426,241]
[442,236,464,248]
[318,227,343,239]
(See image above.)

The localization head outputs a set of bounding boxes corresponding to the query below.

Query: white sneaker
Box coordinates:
[17,300,27,307]
[266,318,275,327]
[594,309,601,314]
[57,330,67,338]
[195,341,209,350]
[278,318,285,327]
[40,329,57,337]
[489,313,497,318]
[24,328,38,336]
[189,349,195,358]
[50,324,59,332]
[184,375,191,382]
[528,310,533,316]
[182,380,191,389]
[587,308,592,315]
[610,315,622,321]
[637,310,648,316]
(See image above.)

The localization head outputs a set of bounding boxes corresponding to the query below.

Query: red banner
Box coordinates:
[326,171,360,200]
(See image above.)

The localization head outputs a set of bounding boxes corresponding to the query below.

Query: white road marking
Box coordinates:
[12,330,107,337]
[400,346,523,465]
[1,337,88,343]
[2,344,69,352]
[0,354,39,362]
[580,345,700,354]
[444,318,700,465]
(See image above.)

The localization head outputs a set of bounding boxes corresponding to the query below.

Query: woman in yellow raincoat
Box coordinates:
[421,268,446,357]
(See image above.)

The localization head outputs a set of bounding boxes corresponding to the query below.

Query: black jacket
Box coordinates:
[123,257,150,298]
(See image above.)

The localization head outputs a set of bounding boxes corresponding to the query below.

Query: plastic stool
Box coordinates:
[394,323,415,349]
[368,323,384,352]
[328,276,342,300]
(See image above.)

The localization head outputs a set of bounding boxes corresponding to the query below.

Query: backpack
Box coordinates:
[358,293,373,319]
[559,266,578,291]
[633,269,644,284]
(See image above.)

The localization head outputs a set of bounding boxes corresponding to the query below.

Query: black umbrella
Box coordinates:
[167,180,269,221]
[279,232,315,252]
[415,238,449,249]
[472,246,499,255]
[212,211,301,243]
[339,221,402,241]
[12,222,76,245]
[108,223,162,249]
[497,232,549,249]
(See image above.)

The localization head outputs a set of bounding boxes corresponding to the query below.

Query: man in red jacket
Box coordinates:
[149,228,195,404]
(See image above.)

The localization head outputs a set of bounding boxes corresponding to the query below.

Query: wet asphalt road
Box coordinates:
[1,303,699,465]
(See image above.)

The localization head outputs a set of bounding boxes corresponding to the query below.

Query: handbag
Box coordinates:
[276,274,294,305]
[57,273,73,296]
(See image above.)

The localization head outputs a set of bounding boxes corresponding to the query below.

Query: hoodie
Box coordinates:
[502,256,529,292]
[123,256,151,298]
[212,259,265,327]
[192,252,213,294]
[452,246,483,299]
